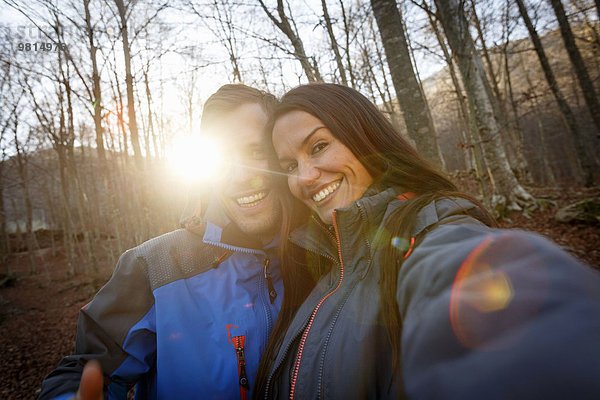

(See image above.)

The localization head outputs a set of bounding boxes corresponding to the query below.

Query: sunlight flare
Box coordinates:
[168,135,225,183]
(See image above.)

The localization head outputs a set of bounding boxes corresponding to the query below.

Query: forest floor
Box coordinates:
[0,185,599,399]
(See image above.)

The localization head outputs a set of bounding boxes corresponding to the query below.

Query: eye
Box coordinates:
[282,161,297,173]
[312,141,327,154]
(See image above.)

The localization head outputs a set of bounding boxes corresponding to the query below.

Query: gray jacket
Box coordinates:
[263,187,600,399]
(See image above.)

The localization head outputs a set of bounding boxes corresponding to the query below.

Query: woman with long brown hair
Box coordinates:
[253,83,600,399]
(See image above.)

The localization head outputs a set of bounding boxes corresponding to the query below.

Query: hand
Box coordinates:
[75,360,104,400]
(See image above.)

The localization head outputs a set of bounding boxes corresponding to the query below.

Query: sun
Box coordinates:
[167,135,225,183]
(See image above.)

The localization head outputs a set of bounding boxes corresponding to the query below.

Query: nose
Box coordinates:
[297,160,320,187]
[229,160,256,184]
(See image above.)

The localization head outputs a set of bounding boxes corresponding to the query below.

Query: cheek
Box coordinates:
[288,176,302,199]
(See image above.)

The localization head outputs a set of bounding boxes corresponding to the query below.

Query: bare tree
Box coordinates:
[12,119,39,274]
[83,0,106,165]
[189,0,244,82]
[0,62,14,274]
[321,0,348,85]
[371,0,445,169]
[516,0,594,185]
[434,0,534,210]
[423,4,484,186]
[469,0,529,180]
[519,52,558,185]
[114,0,143,169]
[549,0,600,138]
[339,0,357,87]
[257,0,322,82]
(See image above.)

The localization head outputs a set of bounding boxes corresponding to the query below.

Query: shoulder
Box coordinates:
[122,228,231,291]
[381,195,488,237]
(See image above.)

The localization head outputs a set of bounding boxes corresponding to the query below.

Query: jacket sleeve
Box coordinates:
[397,217,600,400]
[39,248,156,400]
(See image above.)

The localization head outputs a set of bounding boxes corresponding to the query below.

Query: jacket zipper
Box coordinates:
[263,250,337,399]
[356,202,372,272]
[203,239,265,255]
[264,217,338,399]
[260,256,274,353]
[263,258,277,304]
[289,210,344,400]
[232,335,249,400]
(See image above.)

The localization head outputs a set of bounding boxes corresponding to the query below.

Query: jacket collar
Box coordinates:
[288,186,400,261]
[289,186,483,263]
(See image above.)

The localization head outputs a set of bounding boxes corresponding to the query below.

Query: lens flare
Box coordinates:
[391,236,410,252]
[449,234,548,350]
[168,135,225,183]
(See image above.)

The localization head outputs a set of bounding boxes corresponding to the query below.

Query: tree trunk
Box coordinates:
[321,0,348,85]
[501,3,530,182]
[41,173,58,257]
[0,115,11,274]
[339,0,356,87]
[549,0,600,139]
[115,0,143,169]
[470,1,501,106]
[13,124,37,274]
[434,0,534,211]
[524,66,557,185]
[426,10,478,174]
[502,44,530,182]
[0,161,9,274]
[62,56,98,272]
[371,0,445,169]
[144,68,159,160]
[57,147,76,275]
[470,0,529,179]
[257,0,322,82]
[83,0,106,165]
[516,0,594,185]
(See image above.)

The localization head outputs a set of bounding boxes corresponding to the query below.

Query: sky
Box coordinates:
[0,0,583,158]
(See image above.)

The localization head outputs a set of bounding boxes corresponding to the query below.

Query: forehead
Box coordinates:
[205,102,268,146]
[272,111,325,150]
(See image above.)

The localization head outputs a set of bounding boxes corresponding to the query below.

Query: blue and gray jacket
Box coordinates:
[39,197,283,400]
[263,187,600,399]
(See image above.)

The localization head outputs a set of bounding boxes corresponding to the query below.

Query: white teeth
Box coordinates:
[312,180,341,203]
[236,191,267,207]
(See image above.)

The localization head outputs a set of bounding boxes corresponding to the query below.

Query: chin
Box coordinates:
[234,201,281,238]
[316,209,334,225]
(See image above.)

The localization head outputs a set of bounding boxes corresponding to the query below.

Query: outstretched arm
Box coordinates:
[398,220,600,399]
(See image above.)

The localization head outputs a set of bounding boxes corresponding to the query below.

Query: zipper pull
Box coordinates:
[232,335,250,395]
[235,345,249,389]
[263,257,277,304]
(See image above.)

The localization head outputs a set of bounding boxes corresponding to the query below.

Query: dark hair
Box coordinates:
[200,83,277,129]
[253,83,495,396]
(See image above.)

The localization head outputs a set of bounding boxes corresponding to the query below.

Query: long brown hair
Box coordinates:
[253,83,495,396]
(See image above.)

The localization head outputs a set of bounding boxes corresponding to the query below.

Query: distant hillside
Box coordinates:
[416,24,599,183]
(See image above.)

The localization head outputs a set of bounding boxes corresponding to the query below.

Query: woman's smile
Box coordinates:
[272,110,373,224]
[310,178,342,204]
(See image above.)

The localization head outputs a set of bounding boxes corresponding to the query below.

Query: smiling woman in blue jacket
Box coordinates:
[253,83,600,400]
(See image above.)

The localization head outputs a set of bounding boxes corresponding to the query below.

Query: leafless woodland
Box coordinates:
[0,0,599,275]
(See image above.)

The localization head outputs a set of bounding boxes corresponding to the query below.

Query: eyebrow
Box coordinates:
[301,126,327,147]
[278,126,327,163]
